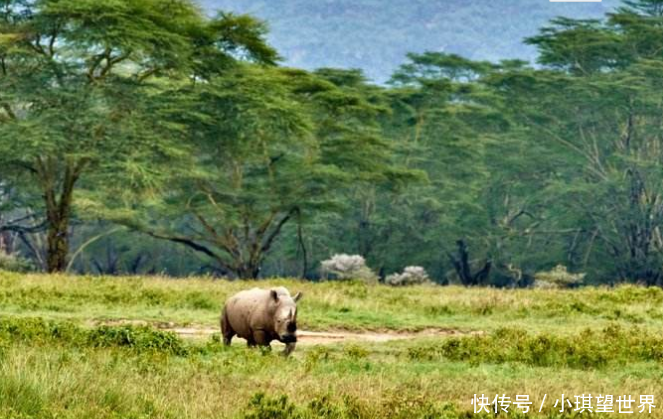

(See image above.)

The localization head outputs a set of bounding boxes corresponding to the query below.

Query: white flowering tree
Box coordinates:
[386,266,433,286]
[320,254,378,284]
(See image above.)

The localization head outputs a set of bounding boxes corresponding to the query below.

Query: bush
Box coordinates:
[243,393,298,419]
[385,266,433,286]
[534,265,585,289]
[320,254,377,284]
[0,252,35,273]
[88,325,189,356]
[343,344,369,360]
[0,317,84,345]
[243,392,461,419]
[409,325,663,369]
[304,346,331,371]
[0,317,190,356]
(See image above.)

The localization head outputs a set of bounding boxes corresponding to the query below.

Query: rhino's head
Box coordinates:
[270,289,302,343]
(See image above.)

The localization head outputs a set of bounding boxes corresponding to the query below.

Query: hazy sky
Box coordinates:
[202,0,622,82]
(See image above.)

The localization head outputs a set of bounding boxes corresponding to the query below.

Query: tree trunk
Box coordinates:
[448,240,492,286]
[231,208,298,279]
[36,157,85,273]
[46,215,69,273]
[235,263,261,280]
[44,184,75,273]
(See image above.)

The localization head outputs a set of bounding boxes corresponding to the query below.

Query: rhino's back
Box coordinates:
[224,288,271,338]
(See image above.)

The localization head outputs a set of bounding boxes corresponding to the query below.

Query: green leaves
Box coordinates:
[131,63,419,278]
[0,0,281,271]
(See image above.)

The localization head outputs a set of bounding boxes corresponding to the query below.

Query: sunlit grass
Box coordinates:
[1,272,662,418]
[0,271,662,334]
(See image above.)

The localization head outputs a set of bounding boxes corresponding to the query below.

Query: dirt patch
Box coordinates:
[92,319,481,346]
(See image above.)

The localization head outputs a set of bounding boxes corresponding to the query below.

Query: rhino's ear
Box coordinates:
[293,292,303,303]
[270,289,279,302]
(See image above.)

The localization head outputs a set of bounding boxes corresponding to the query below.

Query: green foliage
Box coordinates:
[0,274,661,418]
[0,316,189,356]
[241,391,614,419]
[242,392,458,419]
[244,393,298,419]
[7,273,663,339]
[487,3,663,285]
[88,325,189,356]
[0,317,83,345]
[343,344,369,360]
[304,345,331,371]
[136,65,413,279]
[0,0,278,273]
[6,0,663,286]
[0,253,34,273]
[409,325,663,369]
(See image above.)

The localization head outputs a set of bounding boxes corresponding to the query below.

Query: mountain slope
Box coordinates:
[201,0,621,82]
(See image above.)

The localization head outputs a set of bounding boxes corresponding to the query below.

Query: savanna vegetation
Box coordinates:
[3,1,663,417]
[2,272,663,334]
[4,0,663,288]
[0,273,661,418]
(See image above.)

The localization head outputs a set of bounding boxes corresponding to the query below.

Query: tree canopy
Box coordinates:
[4,0,663,286]
[0,0,276,272]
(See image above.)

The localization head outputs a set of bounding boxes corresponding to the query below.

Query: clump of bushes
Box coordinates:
[320,254,377,284]
[344,344,369,360]
[304,346,332,371]
[0,317,189,356]
[534,265,585,289]
[88,325,189,356]
[385,266,433,286]
[0,252,35,273]
[0,317,83,345]
[244,393,298,419]
[242,392,457,419]
[407,325,663,369]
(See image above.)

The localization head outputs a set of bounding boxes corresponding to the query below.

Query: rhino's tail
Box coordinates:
[221,306,234,346]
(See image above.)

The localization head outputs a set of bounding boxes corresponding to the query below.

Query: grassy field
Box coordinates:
[1,272,663,418]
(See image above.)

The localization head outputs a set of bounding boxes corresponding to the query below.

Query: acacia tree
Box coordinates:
[488,0,663,284]
[333,53,509,280]
[134,66,405,279]
[0,0,277,272]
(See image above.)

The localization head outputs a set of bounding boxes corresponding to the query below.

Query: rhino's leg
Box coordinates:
[253,330,271,349]
[283,342,296,357]
[246,335,257,347]
[220,309,235,346]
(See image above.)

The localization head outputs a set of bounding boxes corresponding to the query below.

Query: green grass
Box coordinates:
[1,271,663,334]
[1,272,663,418]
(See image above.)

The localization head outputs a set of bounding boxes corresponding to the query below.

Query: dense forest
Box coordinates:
[205,0,620,82]
[2,0,663,286]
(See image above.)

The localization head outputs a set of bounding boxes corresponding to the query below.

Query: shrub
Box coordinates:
[244,392,460,419]
[0,252,35,273]
[304,346,332,371]
[88,325,189,356]
[0,317,190,356]
[413,325,663,369]
[343,344,369,360]
[320,254,377,284]
[534,265,585,289]
[0,317,84,345]
[385,266,433,286]
[243,393,299,419]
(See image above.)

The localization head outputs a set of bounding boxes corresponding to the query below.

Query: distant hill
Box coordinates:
[200,0,621,83]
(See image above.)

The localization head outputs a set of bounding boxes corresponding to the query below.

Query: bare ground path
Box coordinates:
[92,319,481,345]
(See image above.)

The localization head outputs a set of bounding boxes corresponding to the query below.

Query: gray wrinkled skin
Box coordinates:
[221,287,302,356]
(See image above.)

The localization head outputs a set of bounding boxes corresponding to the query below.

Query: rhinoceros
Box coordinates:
[221,287,302,356]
